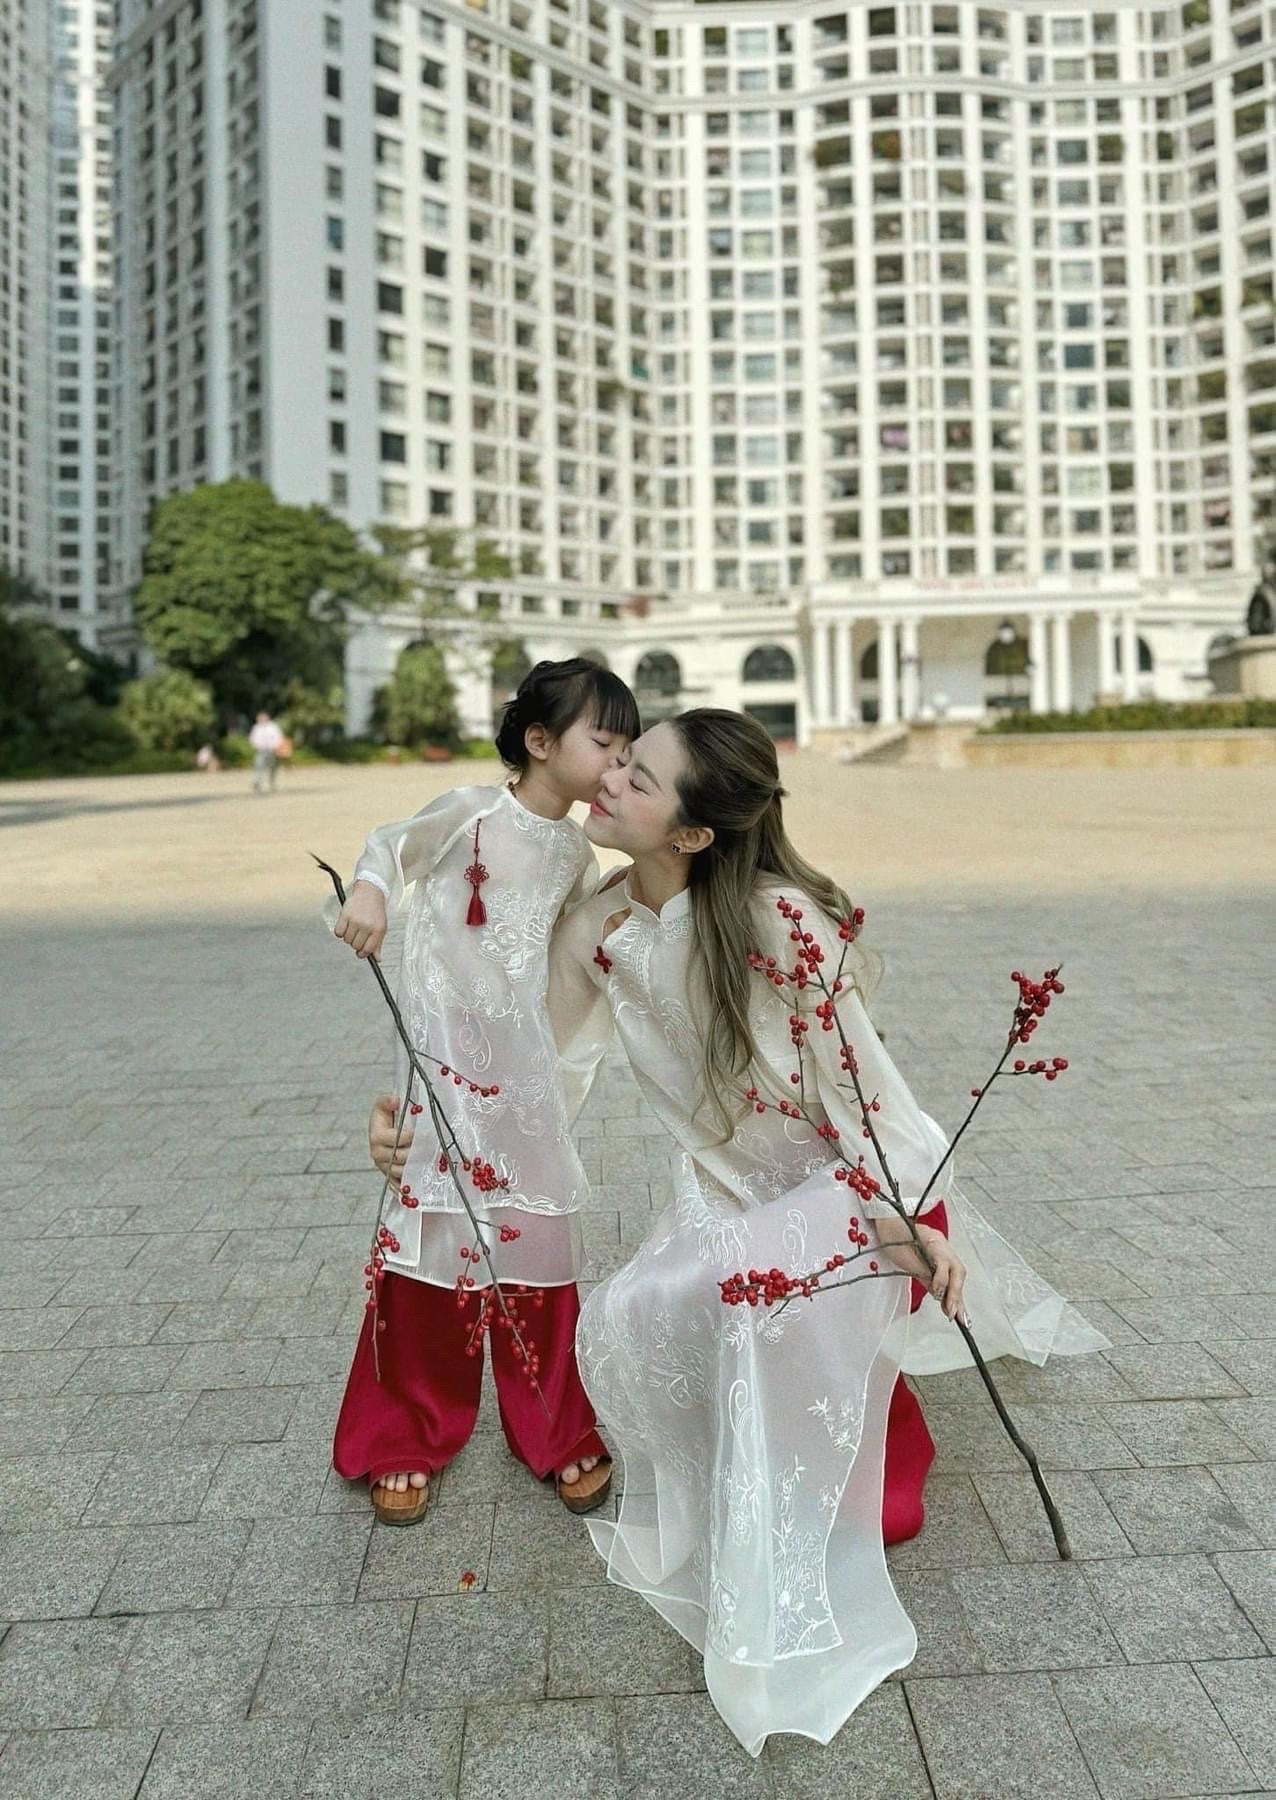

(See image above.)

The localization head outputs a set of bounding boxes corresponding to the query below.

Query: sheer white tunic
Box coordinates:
[549,874,1110,1755]
[332,782,598,1289]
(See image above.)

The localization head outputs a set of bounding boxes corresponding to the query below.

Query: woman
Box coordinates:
[371,709,1108,1755]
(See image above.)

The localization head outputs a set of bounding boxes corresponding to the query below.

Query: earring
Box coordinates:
[671,844,683,855]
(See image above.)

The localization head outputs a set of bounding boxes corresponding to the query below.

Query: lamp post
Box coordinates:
[996,616,1016,712]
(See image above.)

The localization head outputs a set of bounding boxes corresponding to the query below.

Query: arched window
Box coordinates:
[858,637,903,681]
[983,633,1030,678]
[578,647,611,669]
[634,649,682,697]
[742,643,796,683]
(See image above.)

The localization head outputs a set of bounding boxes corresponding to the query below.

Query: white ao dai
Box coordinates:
[550,876,1110,1755]
[337,782,597,1289]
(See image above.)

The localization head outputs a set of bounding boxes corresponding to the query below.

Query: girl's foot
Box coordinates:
[371,1470,429,1526]
[555,1454,612,1515]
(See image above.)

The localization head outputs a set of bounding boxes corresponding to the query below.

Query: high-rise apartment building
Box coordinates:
[110,1,1265,738]
[1,0,116,645]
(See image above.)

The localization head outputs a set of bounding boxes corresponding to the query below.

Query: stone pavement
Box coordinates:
[0,763,1274,1797]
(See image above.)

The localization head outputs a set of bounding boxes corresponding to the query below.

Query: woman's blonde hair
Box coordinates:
[670,709,883,1139]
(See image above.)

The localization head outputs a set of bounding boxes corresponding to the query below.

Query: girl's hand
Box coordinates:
[334,880,388,960]
[369,1094,414,1183]
[873,1216,968,1323]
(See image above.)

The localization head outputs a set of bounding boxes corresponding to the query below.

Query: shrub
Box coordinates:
[118,668,216,751]
[982,699,1276,735]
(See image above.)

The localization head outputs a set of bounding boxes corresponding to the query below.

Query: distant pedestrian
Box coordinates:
[249,711,284,793]
[196,742,221,774]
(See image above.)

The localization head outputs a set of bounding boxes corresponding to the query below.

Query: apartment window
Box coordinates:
[380,431,407,462]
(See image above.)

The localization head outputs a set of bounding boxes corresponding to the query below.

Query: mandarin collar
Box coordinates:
[621,874,692,926]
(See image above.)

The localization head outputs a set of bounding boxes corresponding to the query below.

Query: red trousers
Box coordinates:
[333,1272,606,1486]
[881,1200,947,1546]
[333,1204,945,1539]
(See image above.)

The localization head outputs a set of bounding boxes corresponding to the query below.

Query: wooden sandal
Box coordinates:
[371,1477,430,1526]
[555,1456,612,1515]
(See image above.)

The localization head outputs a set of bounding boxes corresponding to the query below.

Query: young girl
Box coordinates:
[329,657,640,1525]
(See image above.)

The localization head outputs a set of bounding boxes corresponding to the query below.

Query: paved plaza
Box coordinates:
[0,757,1274,1798]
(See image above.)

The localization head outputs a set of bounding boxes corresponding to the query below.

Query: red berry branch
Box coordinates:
[728,897,1076,1558]
[314,856,546,1408]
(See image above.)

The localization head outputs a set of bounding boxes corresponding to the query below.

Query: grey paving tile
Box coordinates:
[886,1570,985,1679]
[82,1449,224,1526]
[1098,1341,1246,1400]
[1209,1461,1276,1546]
[300,1709,464,1799]
[0,1726,158,1800]
[762,1682,933,1797]
[0,1526,125,1621]
[175,1385,299,1445]
[459,1697,618,1800]
[356,1505,495,1602]
[60,1345,183,1395]
[949,1562,1123,1673]
[1211,1398,1276,1459]
[1092,1466,1262,1555]
[1214,1551,1276,1651]
[972,1471,1133,1562]
[1084,1553,1266,1662]
[201,1440,331,1520]
[64,1392,199,1455]
[167,1337,283,1390]
[151,1299,261,1345]
[251,1600,412,1721]
[1209,1338,1276,1395]
[227,1516,372,1607]
[94,1521,251,1616]
[1052,1661,1256,1799]
[0,1349,86,1398]
[402,1595,549,1706]
[0,1394,95,1456]
[138,1720,308,1799]
[885,1474,1006,1572]
[1194,1657,1276,1791]
[0,1618,138,1729]
[56,1304,173,1349]
[0,1450,112,1531]
[487,1493,609,1593]
[547,1587,701,1697]
[0,1305,83,1352]
[1100,1399,1258,1466]
[904,1672,1101,1799]
[103,1607,278,1726]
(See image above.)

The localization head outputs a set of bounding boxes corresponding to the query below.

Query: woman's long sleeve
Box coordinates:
[547,886,615,1126]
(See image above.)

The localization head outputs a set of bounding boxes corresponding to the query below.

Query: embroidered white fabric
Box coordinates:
[323,783,599,1288]
[550,876,1111,1755]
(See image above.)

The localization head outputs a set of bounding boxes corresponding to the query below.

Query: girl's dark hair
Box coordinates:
[669,708,883,1139]
[495,657,640,771]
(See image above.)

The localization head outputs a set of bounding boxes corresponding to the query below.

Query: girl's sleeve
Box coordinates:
[321,786,484,925]
[759,891,949,1222]
[547,889,615,1126]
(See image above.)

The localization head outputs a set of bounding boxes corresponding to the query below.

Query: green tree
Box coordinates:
[118,668,216,752]
[377,642,462,749]
[132,479,400,722]
[490,636,532,697]
[373,524,514,623]
[0,569,134,771]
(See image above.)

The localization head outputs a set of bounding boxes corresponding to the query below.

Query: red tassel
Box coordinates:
[465,820,488,927]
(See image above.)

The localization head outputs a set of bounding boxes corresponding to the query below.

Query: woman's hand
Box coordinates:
[873,1216,968,1323]
[369,1094,414,1184]
[334,880,388,960]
